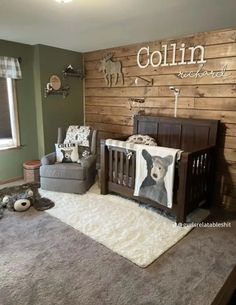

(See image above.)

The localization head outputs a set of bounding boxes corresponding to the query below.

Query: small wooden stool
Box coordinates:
[23,160,41,183]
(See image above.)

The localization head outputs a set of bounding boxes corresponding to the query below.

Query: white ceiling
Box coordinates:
[0,0,235,52]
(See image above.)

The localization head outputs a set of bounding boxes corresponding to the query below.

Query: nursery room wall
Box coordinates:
[34,44,84,156]
[84,28,236,208]
[0,41,84,182]
[0,40,38,182]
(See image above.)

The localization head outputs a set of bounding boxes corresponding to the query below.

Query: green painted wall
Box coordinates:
[0,40,38,182]
[0,41,84,182]
[33,45,45,159]
[35,45,84,156]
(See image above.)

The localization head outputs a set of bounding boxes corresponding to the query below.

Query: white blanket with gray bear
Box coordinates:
[134,145,182,208]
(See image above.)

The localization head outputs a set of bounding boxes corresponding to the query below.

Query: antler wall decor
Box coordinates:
[134,76,153,86]
[128,97,146,115]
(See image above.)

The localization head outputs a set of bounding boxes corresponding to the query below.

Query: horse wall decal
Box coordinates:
[99,53,124,87]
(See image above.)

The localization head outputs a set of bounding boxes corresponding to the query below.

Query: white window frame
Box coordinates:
[0,78,20,150]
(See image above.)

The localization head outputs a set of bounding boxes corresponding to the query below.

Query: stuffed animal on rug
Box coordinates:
[0,183,54,219]
[139,149,173,206]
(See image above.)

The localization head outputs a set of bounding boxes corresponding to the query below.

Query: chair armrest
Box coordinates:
[80,155,96,167]
[41,152,56,165]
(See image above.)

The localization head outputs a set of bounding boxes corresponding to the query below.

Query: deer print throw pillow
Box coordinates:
[55,143,79,163]
[64,126,91,147]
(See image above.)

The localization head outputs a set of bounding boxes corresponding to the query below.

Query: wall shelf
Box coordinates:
[62,69,84,80]
[44,86,70,99]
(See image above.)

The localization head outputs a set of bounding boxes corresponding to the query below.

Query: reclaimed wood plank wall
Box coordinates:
[84,28,236,207]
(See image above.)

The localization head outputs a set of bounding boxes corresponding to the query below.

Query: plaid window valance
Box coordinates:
[0,56,22,79]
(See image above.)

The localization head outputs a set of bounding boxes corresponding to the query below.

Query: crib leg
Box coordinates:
[176,210,187,225]
[100,140,109,195]
[101,175,108,194]
[176,154,189,225]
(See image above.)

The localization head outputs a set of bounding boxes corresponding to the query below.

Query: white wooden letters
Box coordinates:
[137,43,206,68]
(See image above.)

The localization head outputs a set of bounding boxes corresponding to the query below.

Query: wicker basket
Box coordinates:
[23,160,41,183]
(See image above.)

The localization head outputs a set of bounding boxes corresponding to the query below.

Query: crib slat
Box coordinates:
[114,150,118,183]
[109,149,113,182]
[125,155,129,187]
[203,153,207,192]
[131,153,135,188]
[120,151,124,185]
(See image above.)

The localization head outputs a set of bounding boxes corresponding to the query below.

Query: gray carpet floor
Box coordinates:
[0,206,235,305]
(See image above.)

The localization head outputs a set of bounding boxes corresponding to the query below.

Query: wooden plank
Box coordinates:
[97,130,125,141]
[84,29,236,61]
[85,57,236,79]
[85,85,236,98]
[220,136,236,149]
[85,71,236,88]
[85,121,133,135]
[218,148,236,162]
[142,109,236,124]
[223,124,236,136]
[86,106,236,124]
[85,54,137,70]
[193,98,236,111]
[86,96,195,109]
[90,108,235,125]
[85,57,236,78]
[84,41,161,62]
[205,43,236,59]
[86,113,133,126]
[86,105,132,116]
[160,28,236,48]
[85,43,236,74]
[86,97,131,108]
[86,97,236,111]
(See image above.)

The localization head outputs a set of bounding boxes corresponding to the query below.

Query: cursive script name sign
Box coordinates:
[177,64,230,79]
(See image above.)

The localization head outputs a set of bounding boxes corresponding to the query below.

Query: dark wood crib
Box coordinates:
[100,115,219,223]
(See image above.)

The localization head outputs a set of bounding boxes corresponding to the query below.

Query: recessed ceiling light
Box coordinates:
[55,0,73,3]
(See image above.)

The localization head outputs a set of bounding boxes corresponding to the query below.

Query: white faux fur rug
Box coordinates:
[39,184,209,268]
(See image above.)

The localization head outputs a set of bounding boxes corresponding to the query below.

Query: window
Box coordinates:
[0,77,20,150]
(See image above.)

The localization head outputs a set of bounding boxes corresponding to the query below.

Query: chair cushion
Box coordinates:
[40,163,85,180]
[40,155,96,180]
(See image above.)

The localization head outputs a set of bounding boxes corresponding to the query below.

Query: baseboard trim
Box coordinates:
[0,176,23,185]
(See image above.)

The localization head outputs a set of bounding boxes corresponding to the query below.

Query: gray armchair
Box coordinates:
[40,127,97,194]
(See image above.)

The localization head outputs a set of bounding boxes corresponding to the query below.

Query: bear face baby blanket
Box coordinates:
[134,145,182,208]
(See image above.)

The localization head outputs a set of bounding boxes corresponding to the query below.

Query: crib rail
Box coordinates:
[101,139,216,223]
[108,147,136,188]
[177,145,215,221]
[100,140,136,194]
